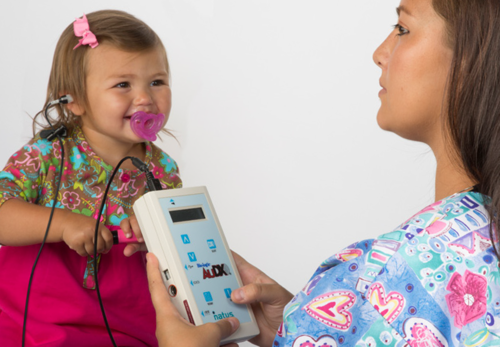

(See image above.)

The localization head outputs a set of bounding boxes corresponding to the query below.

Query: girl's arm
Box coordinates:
[0,199,114,256]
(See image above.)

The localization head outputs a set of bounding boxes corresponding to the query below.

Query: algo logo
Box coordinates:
[203,263,232,279]
[213,311,234,321]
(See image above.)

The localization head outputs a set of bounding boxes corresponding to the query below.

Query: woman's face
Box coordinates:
[373,0,453,146]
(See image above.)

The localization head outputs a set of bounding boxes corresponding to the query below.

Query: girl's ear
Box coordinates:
[60,93,84,116]
[65,101,85,116]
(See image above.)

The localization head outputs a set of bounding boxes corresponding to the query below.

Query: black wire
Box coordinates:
[93,156,134,347]
[22,104,65,347]
[21,102,149,345]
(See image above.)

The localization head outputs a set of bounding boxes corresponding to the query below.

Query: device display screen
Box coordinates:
[159,195,251,324]
[170,207,206,223]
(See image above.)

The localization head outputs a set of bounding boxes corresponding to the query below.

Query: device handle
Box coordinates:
[111,229,139,244]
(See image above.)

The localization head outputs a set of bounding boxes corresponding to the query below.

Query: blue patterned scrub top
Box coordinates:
[274,190,500,347]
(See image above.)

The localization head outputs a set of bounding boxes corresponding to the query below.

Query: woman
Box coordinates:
[148,0,500,346]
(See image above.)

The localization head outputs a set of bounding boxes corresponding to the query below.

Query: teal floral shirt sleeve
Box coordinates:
[274,191,500,347]
[0,136,57,206]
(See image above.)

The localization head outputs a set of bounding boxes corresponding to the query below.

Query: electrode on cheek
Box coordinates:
[130,111,165,142]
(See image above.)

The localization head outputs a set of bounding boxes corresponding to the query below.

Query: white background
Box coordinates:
[0,1,436,345]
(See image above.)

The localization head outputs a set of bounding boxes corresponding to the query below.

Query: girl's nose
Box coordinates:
[134,89,153,106]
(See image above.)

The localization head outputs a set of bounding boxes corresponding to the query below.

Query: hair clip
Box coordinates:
[73,14,99,50]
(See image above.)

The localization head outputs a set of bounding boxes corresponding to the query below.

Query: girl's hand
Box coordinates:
[120,215,147,256]
[60,211,114,257]
[146,253,240,347]
[231,251,293,347]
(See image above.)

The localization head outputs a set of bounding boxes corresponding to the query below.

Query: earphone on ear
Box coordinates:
[48,94,74,107]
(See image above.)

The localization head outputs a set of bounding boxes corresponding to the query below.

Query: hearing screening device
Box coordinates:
[133,186,259,344]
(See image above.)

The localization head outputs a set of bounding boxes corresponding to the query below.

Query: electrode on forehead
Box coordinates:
[130,111,165,142]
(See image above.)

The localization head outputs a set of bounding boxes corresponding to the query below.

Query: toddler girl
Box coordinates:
[0,10,181,346]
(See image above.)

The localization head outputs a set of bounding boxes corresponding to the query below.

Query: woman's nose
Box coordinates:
[373,33,393,70]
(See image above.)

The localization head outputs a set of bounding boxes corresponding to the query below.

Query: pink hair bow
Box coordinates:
[73,14,99,50]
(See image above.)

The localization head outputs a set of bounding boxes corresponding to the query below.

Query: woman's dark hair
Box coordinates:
[433,0,500,255]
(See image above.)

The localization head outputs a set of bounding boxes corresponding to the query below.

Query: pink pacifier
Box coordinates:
[130,111,165,142]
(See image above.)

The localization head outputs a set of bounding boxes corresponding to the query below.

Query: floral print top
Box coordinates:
[0,126,182,346]
[0,125,181,216]
[274,190,500,347]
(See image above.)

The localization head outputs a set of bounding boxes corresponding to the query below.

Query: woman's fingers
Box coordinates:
[203,318,240,344]
[147,252,240,347]
[128,215,144,242]
[124,242,147,257]
[232,282,291,305]
[146,253,175,317]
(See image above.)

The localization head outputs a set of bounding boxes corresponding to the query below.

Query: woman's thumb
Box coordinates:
[213,317,240,341]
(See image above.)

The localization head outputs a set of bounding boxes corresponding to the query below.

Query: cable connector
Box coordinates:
[48,94,74,107]
[145,171,163,191]
[131,157,149,173]
[40,125,67,141]
[130,157,163,191]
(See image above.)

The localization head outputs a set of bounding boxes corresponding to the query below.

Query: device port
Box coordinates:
[163,269,171,280]
[168,285,177,297]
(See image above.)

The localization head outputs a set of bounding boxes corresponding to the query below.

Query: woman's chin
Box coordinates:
[376,111,392,132]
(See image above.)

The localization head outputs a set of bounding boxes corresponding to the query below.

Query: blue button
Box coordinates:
[203,291,213,302]
[224,288,232,299]
[188,252,197,262]
[181,234,191,244]
[207,239,216,249]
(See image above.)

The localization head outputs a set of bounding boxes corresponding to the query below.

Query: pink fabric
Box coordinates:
[0,243,157,346]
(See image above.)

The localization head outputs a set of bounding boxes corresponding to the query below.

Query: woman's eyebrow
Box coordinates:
[396,5,413,17]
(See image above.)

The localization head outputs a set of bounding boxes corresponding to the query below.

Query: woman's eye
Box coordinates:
[115,82,129,88]
[393,24,409,36]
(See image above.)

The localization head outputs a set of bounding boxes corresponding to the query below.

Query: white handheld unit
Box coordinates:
[133,186,259,344]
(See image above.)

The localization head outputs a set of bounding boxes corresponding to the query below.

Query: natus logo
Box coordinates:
[213,311,234,321]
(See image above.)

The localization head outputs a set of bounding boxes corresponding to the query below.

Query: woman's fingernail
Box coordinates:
[229,318,238,330]
[126,233,132,238]
[232,289,244,301]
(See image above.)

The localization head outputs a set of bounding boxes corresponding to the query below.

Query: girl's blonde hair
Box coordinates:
[33,10,169,135]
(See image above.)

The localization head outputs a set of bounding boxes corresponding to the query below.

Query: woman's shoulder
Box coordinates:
[366,190,491,276]
[308,190,492,297]
[282,191,497,346]
[391,190,490,257]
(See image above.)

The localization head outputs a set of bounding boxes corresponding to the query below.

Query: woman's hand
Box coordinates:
[120,215,147,256]
[146,253,240,347]
[59,211,114,257]
[231,251,293,347]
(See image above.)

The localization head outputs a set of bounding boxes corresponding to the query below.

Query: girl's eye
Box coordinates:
[115,82,129,88]
[393,24,409,36]
[151,80,166,86]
